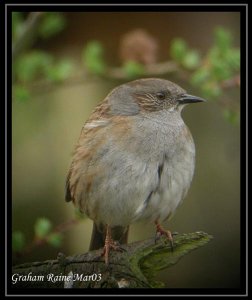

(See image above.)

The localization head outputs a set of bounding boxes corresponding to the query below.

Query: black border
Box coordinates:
[5,2,247,297]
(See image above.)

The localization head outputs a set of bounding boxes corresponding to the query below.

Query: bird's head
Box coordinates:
[107,78,205,116]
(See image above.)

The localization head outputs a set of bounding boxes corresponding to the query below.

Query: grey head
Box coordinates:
[106,78,205,116]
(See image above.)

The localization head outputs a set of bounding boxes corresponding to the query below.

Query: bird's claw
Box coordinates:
[113,241,127,252]
[101,235,126,265]
[154,222,176,251]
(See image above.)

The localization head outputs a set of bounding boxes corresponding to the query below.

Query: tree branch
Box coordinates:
[12,12,45,60]
[106,61,179,80]
[11,231,212,288]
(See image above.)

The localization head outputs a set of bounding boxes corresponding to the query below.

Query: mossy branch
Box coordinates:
[11,231,212,288]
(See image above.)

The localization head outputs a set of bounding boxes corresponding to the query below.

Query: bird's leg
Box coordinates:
[154,220,174,250]
[101,225,124,265]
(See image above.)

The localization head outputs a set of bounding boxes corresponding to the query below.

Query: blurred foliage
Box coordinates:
[170,38,187,61]
[12,12,74,102]
[47,59,74,82]
[12,217,64,259]
[81,28,239,116]
[170,38,201,70]
[14,50,74,84]
[15,51,53,82]
[170,27,240,99]
[47,232,64,248]
[13,84,31,102]
[82,41,107,75]
[34,217,52,238]
[122,60,145,78]
[170,27,240,124]
[12,12,239,124]
[12,231,26,252]
[190,27,240,97]
[38,12,66,39]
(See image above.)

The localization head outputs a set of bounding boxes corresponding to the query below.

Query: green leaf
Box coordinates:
[82,41,107,75]
[46,60,74,82]
[122,61,145,78]
[39,13,66,39]
[12,231,26,252]
[210,60,232,81]
[190,68,210,86]
[201,82,222,99]
[13,85,31,102]
[214,27,232,53]
[182,50,201,70]
[207,46,220,64]
[225,49,240,71]
[34,218,52,238]
[170,38,187,61]
[47,233,63,247]
[15,51,53,82]
[84,41,104,57]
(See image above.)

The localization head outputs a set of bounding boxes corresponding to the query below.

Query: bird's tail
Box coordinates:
[89,222,129,250]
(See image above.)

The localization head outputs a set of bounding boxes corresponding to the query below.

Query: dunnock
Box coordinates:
[66,78,205,264]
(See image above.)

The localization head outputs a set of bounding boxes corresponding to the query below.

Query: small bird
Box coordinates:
[65,78,205,264]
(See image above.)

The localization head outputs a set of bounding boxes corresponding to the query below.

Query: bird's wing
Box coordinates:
[65,100,111,203]
[65,120,111,203]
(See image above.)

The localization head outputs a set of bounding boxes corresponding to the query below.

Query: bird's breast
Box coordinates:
[133,124,196,223]
[78,114,196,226]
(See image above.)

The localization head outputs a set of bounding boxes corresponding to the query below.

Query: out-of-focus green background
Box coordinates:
[12,12,240,288]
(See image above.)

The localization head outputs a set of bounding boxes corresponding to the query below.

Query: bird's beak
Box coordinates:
[178,93,206,105]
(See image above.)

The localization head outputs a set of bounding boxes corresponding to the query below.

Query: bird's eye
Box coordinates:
[156,92,166,100]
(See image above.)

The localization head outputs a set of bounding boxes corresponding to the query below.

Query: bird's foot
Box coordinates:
[101,225,125,265]
[155,221,175,250]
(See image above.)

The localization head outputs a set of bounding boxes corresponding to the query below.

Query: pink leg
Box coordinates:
[101,225,123,265]
[155,220,174,249]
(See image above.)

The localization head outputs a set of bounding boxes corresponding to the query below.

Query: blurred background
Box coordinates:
[12,11,240,288]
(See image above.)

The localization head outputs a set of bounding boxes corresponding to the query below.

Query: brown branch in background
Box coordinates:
[27,60,181,94]
[53,218,79,233]
[28,63,239,99]
[107,61,179,80]
[12,12,45,60]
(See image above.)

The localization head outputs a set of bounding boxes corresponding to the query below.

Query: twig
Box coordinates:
[25,61,181,94]
[106,61,179,80]
[12,12,45,60]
